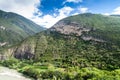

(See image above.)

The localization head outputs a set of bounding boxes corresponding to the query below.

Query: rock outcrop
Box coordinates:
[50,21,91,36]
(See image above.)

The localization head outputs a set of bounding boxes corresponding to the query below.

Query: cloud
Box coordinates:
[102,13,110,16]
[79,7,88,13]
[0,0,40,19]
[0,0,88,28]
[32,6,89,28]
[32,15,57,28]
[58,6,74,17]
[65,0,83,3]
[112,7,120,15]
[102,7,120,16]
[32,6,74,28]
[103,6,120,15]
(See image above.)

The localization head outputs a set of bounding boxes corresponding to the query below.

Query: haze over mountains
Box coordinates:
[0,10,45,48]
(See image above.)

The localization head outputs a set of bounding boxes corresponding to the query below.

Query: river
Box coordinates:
[0,66,31,80]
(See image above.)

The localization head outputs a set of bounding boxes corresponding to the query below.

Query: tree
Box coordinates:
[35,35,47,61]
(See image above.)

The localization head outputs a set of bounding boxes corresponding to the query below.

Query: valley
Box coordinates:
[1,13,120,79]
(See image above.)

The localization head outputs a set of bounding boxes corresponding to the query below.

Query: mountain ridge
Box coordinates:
[51,13,120,44]
[2,13,120,67]
[0,10,45,48]
[1,13,120,79]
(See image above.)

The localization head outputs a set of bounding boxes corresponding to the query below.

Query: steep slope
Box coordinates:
[0,10,45,48]
[3,13,120,69]
[1,13,120,79]
[51,13,120,44]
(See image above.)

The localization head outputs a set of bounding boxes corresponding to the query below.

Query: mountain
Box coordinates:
[0,10,45,48]
[3,13,120,67]
[1,13,120,79]
[52,13,120,44]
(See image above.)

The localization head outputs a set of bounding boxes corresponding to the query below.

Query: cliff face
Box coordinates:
[0,47,16,60]
[13,37,36,59]
[50,21,91,36]
[50,20,105,43]
[0,37,36,60]
[14,43,35,59]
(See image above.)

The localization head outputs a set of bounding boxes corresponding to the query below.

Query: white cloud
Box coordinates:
[59,7,74,15]
[58,6,74,17]
[32,15,57,28]
[102,13,110,16]
[112,7,120,15]
[0,0,88,28]
[103,6,120,16]
[71,7,89,15]
[79,7,88,13]
[32,6,74,28]
[0,0,40,19]
[32,6,89,28]
[66,0,83,3]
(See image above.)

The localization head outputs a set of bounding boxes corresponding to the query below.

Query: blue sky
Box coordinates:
[0,0,120,28]
[39,0,120,15]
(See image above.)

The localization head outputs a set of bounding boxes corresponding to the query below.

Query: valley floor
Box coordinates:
[0,59,120,80]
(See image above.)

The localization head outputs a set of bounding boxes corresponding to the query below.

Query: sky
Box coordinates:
[0,0,120,28]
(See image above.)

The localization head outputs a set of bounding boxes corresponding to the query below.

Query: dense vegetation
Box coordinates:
[4,30,119,79]
[63,13,120,44]
[21,31,120,70]
[0,10,45,48]
[1,58,120,80]
[1,13,120,79]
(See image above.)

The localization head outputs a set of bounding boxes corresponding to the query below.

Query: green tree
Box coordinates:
[35,35,47,61]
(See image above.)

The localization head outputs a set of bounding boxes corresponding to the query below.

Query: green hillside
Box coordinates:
[14,30,120,69]
[0,10,45,48]
[62,13,120,44]
[1,13,120,79]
